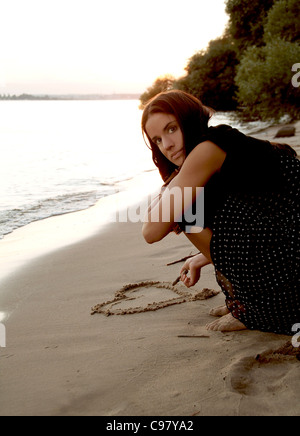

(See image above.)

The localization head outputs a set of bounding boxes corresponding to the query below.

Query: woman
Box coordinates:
[141,90,299,335]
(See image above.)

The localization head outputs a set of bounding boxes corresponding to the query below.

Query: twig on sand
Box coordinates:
[167,252,199,266]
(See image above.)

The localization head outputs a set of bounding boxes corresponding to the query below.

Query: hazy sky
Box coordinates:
[1,0,229,95]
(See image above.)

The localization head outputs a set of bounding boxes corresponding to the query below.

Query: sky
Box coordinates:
[0,0,229,95]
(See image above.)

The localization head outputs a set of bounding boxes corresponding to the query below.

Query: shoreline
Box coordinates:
[0,120,299,416]
[1,116,298,262]
[251,120,300,154]
[0,170,161,287]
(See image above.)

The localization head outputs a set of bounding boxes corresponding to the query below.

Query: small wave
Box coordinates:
[0,186,117,239]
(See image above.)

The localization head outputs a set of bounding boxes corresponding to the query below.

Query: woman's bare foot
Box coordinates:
[209,305,230,317]
[206,313,247,332]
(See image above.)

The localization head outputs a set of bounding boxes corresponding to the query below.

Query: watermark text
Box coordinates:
[115,186,204,232]
[292,63,300,88]
[0,323,6,348]
[292,323,300,348]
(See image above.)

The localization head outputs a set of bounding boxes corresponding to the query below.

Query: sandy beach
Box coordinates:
[0,121,299,416]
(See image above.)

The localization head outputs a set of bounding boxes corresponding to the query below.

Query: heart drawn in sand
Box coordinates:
[91,281,219,316]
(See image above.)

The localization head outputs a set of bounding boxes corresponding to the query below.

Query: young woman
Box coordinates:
[141,90,299,335]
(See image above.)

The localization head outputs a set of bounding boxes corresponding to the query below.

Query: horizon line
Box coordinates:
[0,92,142,101]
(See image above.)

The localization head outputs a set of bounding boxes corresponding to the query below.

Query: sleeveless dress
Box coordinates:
[188,125,299,335]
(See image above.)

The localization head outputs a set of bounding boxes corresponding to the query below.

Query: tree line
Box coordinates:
[139,0,300,121]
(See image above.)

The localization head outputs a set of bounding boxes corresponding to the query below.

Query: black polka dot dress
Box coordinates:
[204,125,300,335]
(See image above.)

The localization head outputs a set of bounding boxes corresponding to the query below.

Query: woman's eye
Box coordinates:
[155,138,162,145]
[169,126,177,133]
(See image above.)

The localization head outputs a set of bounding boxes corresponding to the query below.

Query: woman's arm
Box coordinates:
[142,141,226,244]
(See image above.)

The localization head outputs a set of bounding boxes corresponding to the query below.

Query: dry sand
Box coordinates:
[0,122,299,416]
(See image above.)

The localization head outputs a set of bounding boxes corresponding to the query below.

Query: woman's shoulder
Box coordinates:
[201,124,247,152]
[203,124,278,156]
[204,124,258,146]
[205,124,296,158]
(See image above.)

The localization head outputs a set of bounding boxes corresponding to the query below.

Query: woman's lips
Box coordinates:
[171,149,183,160]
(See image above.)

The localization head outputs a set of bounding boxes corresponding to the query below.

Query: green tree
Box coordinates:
[174,37,239,110]
[236,39,300,120]
[235,0,300,120]
[139,0,300,120]
[235,46,266,111]
[225,0,275,54]
[264,0,300,43]
[139,75,174,109]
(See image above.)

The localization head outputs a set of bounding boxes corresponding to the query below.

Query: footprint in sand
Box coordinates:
[225,341,300,414]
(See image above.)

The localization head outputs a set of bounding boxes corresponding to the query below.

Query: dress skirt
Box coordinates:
[210,154,300,335]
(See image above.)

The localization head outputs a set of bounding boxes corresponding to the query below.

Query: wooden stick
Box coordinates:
[167,253,199,266]
[172,269,188,286]
[172,275,181,286]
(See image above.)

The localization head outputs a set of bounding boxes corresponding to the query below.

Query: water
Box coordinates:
[0,100,155,238]
[0,100,270,239]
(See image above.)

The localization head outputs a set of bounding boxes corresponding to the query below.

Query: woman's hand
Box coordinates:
[180,253,211,288]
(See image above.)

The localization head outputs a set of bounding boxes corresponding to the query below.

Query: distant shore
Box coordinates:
[0,93,141,101]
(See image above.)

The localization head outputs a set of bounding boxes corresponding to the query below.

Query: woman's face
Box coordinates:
[145,113,186,166]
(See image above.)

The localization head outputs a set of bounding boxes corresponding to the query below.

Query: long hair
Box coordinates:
[141,90,214,182]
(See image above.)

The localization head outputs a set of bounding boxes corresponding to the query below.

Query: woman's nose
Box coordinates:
[162,136,173,150]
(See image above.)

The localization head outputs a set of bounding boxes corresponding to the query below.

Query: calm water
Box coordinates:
[0,100,269,239]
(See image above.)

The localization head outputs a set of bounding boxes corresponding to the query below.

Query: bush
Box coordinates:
[236,38,300,120]
[139,76,174,109]
[225,0,274,53]
[174,37,239,110]
[264,0,300,43]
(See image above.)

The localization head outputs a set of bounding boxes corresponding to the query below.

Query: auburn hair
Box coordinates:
[142,90,214,182]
